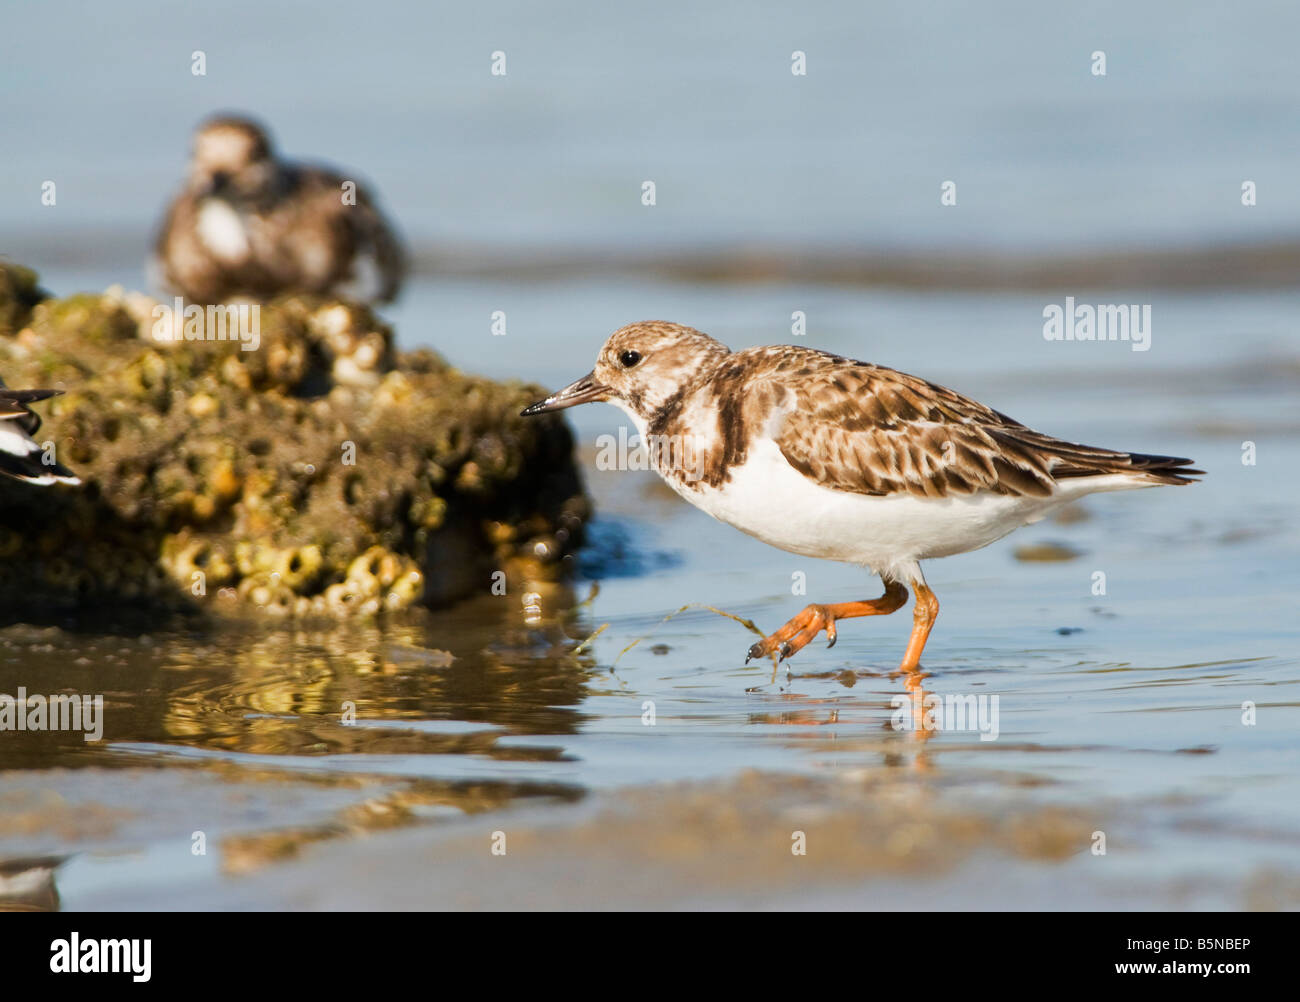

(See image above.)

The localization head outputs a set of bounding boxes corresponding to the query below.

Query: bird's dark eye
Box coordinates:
[619,350,642,368]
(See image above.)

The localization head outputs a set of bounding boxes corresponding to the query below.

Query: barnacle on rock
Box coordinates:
[238,572,297,616]
[276,544,324,591]
[385,568,424,609]
[323,579,376,617]
[165,535,237,589]
[0,265,589,619]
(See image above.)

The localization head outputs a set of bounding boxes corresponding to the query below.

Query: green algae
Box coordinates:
[0,262,48,339]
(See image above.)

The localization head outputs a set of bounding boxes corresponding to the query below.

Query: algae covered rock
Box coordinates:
[0,274,588,618]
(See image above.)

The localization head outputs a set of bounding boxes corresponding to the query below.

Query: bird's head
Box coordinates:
[189,115,276,199]
[521,321,730,422]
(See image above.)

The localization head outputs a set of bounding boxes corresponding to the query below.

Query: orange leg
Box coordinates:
[898,582,939,674]
[746,581,908,664]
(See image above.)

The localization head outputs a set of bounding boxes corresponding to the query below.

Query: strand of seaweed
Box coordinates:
[571,604,767,666]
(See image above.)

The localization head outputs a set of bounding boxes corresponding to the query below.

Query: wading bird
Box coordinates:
[153,115,405,305]
[523,322,1202,675]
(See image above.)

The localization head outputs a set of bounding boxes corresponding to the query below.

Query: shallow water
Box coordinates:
[1,272,1297,910]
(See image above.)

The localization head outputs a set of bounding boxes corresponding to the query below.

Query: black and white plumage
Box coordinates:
[0,386,80,486]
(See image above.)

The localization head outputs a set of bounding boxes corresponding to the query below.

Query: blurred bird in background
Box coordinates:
[152,115,406,305]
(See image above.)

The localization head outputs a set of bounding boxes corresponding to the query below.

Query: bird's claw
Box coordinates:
[746,639,796,664]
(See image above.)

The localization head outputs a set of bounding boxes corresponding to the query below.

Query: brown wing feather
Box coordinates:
[751,348,1200,499]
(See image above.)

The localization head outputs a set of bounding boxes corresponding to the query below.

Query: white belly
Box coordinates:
[665,436,1084,577]
[606,401,1149,579]
[197,200,251,262]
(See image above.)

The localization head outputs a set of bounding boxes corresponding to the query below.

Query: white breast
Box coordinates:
[197,200,251,262]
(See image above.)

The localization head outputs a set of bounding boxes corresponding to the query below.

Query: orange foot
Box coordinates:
[745,582,909,664]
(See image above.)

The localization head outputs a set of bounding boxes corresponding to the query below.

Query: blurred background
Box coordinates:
[1,1,1298,910]
[6,1,1300,252]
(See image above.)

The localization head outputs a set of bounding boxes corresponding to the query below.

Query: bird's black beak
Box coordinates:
[520,371,611,415]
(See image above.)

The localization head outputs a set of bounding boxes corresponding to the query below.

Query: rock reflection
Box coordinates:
[0,582,597,777]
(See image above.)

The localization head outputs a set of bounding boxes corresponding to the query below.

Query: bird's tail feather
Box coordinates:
[0,449,81,486]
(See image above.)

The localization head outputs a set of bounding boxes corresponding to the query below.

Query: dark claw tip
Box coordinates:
[779,642,794,661]
[826,634,837,649]
[746,643,764,662]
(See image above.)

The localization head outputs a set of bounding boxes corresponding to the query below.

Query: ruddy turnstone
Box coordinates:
[522,322,1202,673]
[0,384,79,486]
[153,115,405,304]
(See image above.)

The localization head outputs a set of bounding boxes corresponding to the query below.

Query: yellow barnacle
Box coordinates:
[276,544,324,592]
